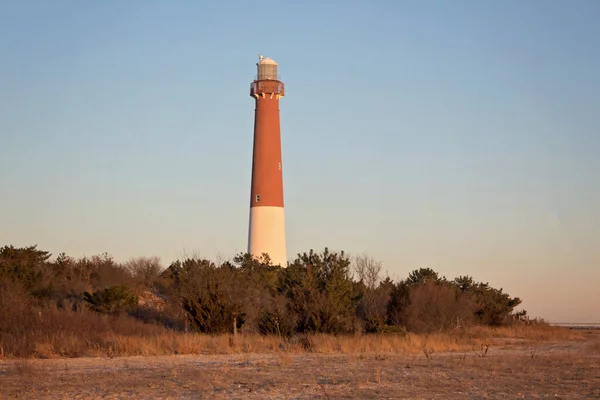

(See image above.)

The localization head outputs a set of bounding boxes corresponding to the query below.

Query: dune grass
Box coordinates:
[0,305,581,359]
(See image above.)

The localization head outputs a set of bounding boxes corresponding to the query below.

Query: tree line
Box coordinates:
[0,244,526,336]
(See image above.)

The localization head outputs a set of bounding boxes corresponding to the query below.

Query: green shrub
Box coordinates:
[83,285,138,315]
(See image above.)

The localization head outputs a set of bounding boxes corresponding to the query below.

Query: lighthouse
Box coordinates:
[247,55,287,267]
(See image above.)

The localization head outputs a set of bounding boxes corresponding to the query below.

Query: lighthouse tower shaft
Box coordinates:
[247,56,287,267]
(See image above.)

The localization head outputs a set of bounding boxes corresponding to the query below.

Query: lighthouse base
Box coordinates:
[248,206,287,267]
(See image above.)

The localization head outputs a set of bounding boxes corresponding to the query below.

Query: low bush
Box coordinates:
[0,244,534,358]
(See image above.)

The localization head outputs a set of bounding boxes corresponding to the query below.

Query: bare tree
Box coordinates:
[214,251,232,267]
[404,280,477,333]
[124,256,163,291]
[353,254,383,290]
[353,254,390,332]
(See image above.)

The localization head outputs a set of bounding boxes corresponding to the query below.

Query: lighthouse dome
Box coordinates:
[258,56,278,65]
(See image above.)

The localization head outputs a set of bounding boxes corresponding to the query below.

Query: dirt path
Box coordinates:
[1,337,599,399]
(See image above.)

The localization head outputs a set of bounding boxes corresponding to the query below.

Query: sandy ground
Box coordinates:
[1,333,599,399]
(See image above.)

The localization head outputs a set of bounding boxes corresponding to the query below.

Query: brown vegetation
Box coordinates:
[1,333,598,399]
[1,244,596,398]
[0,298,580,359]
[0,244,566,362]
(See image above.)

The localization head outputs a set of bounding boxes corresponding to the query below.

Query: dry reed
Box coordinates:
[0,305,582,359]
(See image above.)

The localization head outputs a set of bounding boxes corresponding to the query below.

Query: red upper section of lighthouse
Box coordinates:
[249,55,285,208]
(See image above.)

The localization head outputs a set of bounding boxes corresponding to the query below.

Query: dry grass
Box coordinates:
[464,323,582,341]
[0,337,598,399]
[1,320,597,399]
[0,305,584,359]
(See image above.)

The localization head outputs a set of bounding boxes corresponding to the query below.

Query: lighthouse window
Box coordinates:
[255,195,260,202]
[278,162,281,170]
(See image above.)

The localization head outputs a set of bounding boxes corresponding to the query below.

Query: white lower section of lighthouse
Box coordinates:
[248,206,287,267]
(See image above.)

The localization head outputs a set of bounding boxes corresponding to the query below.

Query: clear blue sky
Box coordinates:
[1,1,598,322]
